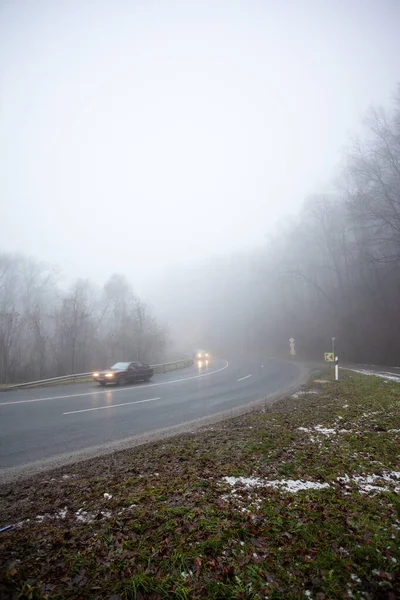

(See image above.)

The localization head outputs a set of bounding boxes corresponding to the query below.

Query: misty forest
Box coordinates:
[1,87,399,383]
[0,269,166,384]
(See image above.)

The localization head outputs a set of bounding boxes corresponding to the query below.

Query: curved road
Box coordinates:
[0,357,302,472]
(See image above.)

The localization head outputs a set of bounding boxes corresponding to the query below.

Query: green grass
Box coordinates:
[0,371,399,599]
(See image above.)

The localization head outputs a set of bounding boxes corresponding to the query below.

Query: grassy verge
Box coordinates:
[0,371,399,599]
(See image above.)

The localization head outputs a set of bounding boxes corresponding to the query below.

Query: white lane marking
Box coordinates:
[0,361,229,407]
[63,397,161,415]
[237,374,252,382]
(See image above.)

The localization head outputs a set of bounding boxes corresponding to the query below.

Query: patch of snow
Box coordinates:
[224,476,263,488]
[223,476,330,493]
[345,368,400,383]
[298,425,350,437]
[222,471,399,504]
[313,379,330,384]
[103,493,113,500]
[338,471,400,494]
[360,411,380,418]
[180,570,193,579]
[75,508,93,523]
[270,480,330,492]
[58,507,68,519]
[343,405,349,408]
[74,507,111,523]
[292,390,319,399]
[314,426,337,435]
[15,521,27,528]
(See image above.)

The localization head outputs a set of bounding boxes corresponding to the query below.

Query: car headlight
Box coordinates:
[93,372,99,377]
[105,373,114,378]
[197,353,202,358]
[205,353,209,357]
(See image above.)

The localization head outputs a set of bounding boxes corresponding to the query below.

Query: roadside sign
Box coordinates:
[289,338,295,356]
[324,352,334,362]
[289,338,294,343]
[290,349,296,355]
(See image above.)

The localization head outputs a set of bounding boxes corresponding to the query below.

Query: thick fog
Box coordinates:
[1,1,400,379]
[1,1,399,285]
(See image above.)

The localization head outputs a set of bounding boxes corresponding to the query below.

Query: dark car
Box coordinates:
[92,361,154,386]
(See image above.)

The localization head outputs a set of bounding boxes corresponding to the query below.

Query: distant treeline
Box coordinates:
[2,87,399,378]
[258,85,400,363]
[163,85,400,365]
[0,263,166,384]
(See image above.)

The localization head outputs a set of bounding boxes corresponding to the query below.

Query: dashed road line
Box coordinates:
[63,397,161,415]
[237,374,252,382]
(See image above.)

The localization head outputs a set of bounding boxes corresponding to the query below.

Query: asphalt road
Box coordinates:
[0,357,302,471]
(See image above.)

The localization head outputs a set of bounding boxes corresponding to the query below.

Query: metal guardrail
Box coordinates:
[4,357,194,390]
[5,372,93,390]
[152,358,193,374]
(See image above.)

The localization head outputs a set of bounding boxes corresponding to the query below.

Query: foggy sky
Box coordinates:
[1,0,399,294]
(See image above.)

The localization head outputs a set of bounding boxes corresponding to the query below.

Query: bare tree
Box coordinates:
[0,258,168,383]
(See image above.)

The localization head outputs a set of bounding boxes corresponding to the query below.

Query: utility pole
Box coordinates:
[332,337,336,358]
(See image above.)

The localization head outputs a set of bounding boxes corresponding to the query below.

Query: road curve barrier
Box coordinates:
[3,357,194,391]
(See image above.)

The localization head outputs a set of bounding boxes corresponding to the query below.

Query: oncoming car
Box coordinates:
[92,361,154,386]
[193,350,211,361]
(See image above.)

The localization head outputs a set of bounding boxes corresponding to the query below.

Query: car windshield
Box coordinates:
[110,362,130,370]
